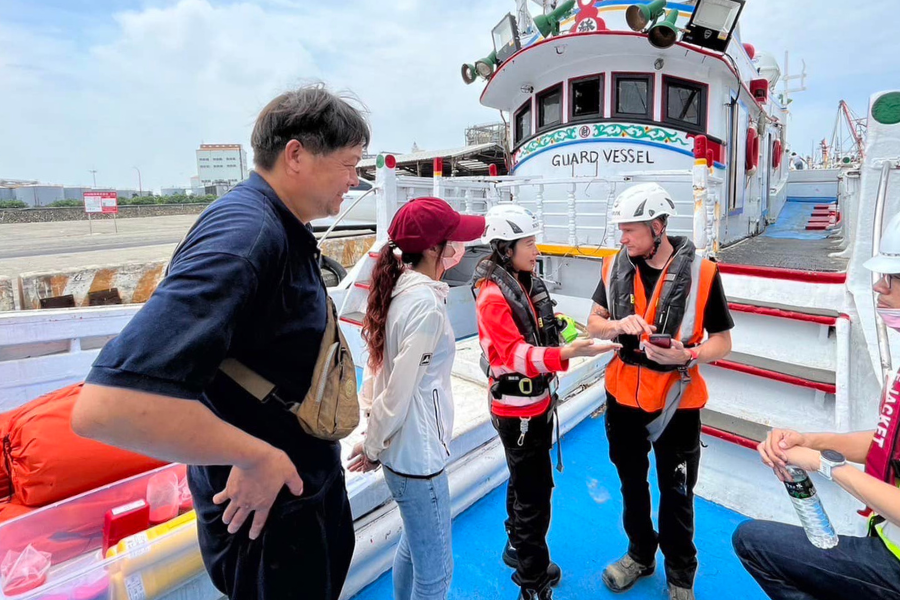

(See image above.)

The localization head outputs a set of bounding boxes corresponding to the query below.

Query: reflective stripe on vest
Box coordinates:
[601,251,717,411]
[477,281,556,417]
[875,515,900,562]
[678,256,705,342]
[493,390,554,408]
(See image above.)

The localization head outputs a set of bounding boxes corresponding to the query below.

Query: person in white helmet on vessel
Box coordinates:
[587,183,734,600]
[473,203,620,600]
[734,211,900,599]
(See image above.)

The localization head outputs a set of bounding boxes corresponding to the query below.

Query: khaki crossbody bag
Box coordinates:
[218,293,360,441]
[168,220,360,441]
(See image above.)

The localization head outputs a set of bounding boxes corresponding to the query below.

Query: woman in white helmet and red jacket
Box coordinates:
[473,203,620,600]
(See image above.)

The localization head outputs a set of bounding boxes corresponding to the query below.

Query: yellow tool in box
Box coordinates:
[109,547,205,600]
[106,510,198,576]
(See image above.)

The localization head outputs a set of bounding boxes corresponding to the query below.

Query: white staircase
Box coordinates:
[698,237,852,437]
[701,290,850,436]
[692,268,870,535]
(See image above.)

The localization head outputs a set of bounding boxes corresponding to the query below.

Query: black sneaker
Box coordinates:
[547,562,562,587]
[503,539,518,568]
[504,545,560,589]
[519,584,553,600]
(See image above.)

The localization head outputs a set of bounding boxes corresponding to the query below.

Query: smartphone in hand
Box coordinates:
[648,333,672,348]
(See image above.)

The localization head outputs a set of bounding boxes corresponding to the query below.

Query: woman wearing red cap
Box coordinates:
[349,197,485,600]
[474,204,620,600]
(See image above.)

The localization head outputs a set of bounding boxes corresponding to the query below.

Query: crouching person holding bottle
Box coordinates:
[733,213,900,600]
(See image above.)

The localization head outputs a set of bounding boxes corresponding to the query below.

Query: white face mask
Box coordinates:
[441,241,465,271]
[878,307,900,331]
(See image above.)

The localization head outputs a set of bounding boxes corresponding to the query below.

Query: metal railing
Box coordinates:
[377,169,725,251]
[872,160,898,382]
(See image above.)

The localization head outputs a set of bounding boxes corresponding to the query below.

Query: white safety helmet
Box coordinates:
[482,204,541,244]
[865,213,900,274]
[610,183,677,224]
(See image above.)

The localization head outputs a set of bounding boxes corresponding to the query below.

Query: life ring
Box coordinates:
[746,128,760,172]
[772,139,783,169]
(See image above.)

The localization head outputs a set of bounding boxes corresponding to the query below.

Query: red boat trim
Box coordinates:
[481,30,758,108]
[718,263,847,283]
[709,359,836,394]
[701,425,759,451]
[727,303,843,325]
[717,263,847,284]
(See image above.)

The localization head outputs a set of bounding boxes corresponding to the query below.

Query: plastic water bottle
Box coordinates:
[783,465,839,549]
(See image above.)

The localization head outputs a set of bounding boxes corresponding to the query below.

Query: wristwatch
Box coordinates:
[818,449,847,480]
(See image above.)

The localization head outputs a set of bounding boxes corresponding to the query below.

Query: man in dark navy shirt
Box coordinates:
[72,85,369,600]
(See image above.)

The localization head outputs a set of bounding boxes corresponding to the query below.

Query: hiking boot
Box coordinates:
[601,554,655,593]
[518,584,553,600]
[503,539,518,568]
[668,584,695,600]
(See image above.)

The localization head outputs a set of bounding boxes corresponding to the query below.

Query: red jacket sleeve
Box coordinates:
[477,289,568,378]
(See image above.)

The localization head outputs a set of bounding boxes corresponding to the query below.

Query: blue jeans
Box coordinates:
[384,467,453,600]
[733,520,900,599]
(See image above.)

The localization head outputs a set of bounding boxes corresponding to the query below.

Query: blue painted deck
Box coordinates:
[351,413,766,599]
[763,198,837,241]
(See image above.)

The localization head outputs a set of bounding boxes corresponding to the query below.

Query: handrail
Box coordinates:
[377,170,717,249]
[494,176,616,189]
[317,187,378,249]
[872,160,897,382]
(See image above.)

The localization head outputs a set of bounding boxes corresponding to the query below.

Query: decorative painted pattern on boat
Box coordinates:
[513,123,692,164]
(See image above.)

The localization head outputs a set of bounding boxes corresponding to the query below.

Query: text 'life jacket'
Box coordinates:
[863,369,900,559]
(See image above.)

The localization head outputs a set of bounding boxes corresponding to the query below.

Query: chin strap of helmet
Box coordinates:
[491,239,518,271]
[641,218,666,260]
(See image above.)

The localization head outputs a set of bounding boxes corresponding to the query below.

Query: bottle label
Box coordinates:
[123,532,151,557]
[785,477,815,500]
[125,574,148,600]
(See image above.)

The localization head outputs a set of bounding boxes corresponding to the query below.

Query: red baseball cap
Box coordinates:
[388,197,486,254]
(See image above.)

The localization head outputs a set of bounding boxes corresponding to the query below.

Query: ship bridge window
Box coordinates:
[613,74,653,120]
[537,84,563,131]
[569,75,603,121]
[663,76,708,133]
[514,100,533,146]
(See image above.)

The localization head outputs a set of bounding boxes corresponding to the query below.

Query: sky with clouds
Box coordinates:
[1,0,898,191]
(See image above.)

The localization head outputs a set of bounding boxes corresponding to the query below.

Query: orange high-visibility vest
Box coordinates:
[601,251,718,412]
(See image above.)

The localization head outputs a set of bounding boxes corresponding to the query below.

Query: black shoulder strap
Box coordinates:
[654,238,696,336]
[607,248,636,322]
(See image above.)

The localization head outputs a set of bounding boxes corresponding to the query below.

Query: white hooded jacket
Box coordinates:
[361,269,456,476]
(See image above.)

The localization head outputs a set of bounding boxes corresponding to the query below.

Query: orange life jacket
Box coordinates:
[601,246,718,412]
